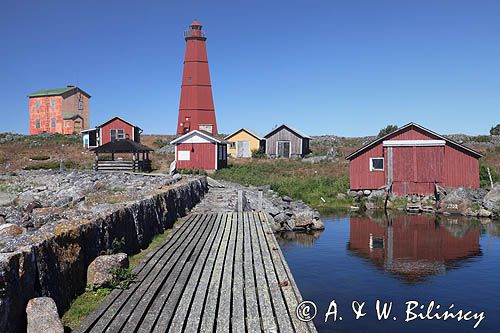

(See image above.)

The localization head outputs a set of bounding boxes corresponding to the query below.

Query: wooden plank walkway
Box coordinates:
[77,212,317,333]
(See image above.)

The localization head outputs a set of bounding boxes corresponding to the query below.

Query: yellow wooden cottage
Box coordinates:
[224,128,265,158]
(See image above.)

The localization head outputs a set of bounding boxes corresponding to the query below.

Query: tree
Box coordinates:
[490,124,500,136]
[377,125,398,138]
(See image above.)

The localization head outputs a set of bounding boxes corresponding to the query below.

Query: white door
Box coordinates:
[236,141,250,158]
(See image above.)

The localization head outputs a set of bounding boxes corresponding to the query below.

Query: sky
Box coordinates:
[0,0,499,136]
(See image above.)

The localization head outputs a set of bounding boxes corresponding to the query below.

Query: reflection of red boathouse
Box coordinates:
[348,215,481,282]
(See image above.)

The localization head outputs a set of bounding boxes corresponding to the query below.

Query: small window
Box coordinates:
[35,119,41,128]
[229,142,236,149]
[111,129,125,141]
[370,158,384,171]
[50,99,56,110]
[78,100,84,110]
[35,101,41,111]
[66,121,70,128]
[51,118,56,128]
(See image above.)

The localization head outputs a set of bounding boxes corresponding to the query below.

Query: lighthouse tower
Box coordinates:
[177,20,218,135]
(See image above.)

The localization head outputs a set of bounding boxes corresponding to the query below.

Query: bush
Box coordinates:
[251,147,266,159]
[30,155,50,160]
[490,124,500,135]
[109,267,136,290]
[179,169,208,175]
[108,237,125,255]
[469,135,491,143]
[480,163,500,188]
[378,125,398,138]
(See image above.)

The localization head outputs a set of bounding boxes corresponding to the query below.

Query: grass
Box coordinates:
[29,155,50,160]
[213,159,353,209]
[61,288,112,330]
[129,230,172,269]
[61,228,173,330]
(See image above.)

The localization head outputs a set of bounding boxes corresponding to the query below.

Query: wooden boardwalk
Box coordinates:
[77,212,316,333]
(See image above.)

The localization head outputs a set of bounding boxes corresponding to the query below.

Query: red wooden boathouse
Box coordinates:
[345,123,482,195]
[170,130,227,172]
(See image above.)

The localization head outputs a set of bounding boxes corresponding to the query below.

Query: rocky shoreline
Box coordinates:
[347,183,500,219]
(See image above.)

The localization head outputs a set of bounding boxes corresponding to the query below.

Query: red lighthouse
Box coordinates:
[177,20,218,135]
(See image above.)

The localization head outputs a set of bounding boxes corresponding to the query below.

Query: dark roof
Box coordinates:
[90,139,153,154]
[63,114,83,120]
[97,116,141,130]
[264,124,311,139]
[29,86,91,98]
[345,122,483,160]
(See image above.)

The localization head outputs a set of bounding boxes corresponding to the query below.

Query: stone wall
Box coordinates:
[0,177,208,332]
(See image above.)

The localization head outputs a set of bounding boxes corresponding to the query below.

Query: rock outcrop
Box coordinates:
[482,183,500,214]
[0,174,207,332]
[87,253,129,289]
[26,297,63,333]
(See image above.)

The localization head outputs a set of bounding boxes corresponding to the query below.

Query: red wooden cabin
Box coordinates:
[82,116,142,148]
[346,123,482,195]
[170,130,227,172]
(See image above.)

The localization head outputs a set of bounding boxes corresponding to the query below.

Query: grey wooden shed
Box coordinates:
[264,124,311,158]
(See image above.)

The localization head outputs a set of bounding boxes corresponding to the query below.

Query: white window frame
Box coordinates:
[110,129,125,141]
[370,157,384,171]
[178,150,190,161]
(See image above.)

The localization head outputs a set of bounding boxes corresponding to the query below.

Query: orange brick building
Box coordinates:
[29,85,91,135]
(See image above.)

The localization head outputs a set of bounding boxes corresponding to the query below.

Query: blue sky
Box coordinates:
[1,0,499,136]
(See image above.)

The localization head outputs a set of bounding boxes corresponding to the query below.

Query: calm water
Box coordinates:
[277,213,500,333]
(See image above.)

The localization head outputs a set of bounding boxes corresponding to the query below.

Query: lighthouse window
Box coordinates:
[35,119,41,128]
[78,101,84,110]
[370,158,384,171]
[51,118,56,128]
[50,99,56,109]
[35,101,41,110]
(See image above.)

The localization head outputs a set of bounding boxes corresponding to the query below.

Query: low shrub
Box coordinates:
[29,155,50,160]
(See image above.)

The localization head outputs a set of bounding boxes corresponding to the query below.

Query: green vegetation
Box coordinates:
[213,161,353,209]
[251,147,266,159]
[61,288,112,330]
[490,124,500,136]
[109,267,136,289]
[23,159,78,170]
[480,163,500,188]
[61,229,172,329]
[108,237,126,255]
[29,155,50,160]
[468,135,491,143]
[178,168,208,176]
[129,231,171,269]
[377,124,398,138]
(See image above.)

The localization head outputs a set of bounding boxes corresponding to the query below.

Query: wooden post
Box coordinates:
[111,152,115,161]
[95,153,99,171]
[237,190,243,213]
[257,190,263,212]
[487,167,494,188]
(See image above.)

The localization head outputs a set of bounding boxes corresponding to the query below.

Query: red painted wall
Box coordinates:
[349,126,480,194]
[100,118,135,145]
[176,143,216,170]
[348,215,480,280]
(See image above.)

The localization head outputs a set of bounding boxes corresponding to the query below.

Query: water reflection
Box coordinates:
[277,213,487,283]
[348,214,482,282]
